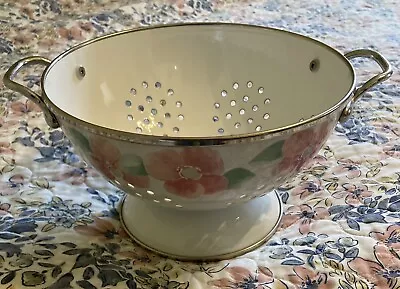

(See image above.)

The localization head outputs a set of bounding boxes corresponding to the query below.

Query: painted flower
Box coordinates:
[332,159,362,179]
[74,216,127,240]
[278,121,330,174]
[209,266,274,289]
[348,244,400,289]
[0,174,28,196]
[9,99,41,116]
[87,136,150,188]
[331,184,373,205]
[292,177,323,199]
[89,137,121,180]
[144,148,228,198]
[280,204,329,234]
[370,224,400,249]
[0,142,15,155]
[288,266,334,289]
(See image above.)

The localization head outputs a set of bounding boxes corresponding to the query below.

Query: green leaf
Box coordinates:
[121,155,147,176]
[68,128,91,153]
[224,168,255,189]
[250,140,284,163]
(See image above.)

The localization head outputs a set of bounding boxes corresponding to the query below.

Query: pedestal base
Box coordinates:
[120,192,282,261]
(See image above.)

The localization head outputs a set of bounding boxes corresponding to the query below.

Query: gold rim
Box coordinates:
[119,191,283,261]
[40,22,356,146]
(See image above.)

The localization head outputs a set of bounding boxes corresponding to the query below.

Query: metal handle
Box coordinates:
[3,56,59,128]
[340,49,393,122]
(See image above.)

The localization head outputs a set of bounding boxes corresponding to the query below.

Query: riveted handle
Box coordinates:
[340,49,393,122]
[3,56,60,128]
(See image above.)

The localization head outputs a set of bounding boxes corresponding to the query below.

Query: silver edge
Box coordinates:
[40,22,356,146]
[119,191,283,262]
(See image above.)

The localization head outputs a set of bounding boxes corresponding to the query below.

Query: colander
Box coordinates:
[3,23,392,260]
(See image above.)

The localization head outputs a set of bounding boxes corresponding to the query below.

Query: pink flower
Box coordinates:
[209,266,274,289]
[332,159,361,179]
[331,184,373,205]
[88,136,150,187]
[292,177,323,199]
[370,225,400,250]
[288,266,334,289]
[280,204,329,234]
[52,167,99,186]
[382,143,400,159]
[74,216,127,240]
[89,137,121,180]
[0,142,15,155]
[348,244,400,289]
[278,121,330,174]
[9,99,41,116]
[0,174,27,196]
[144,148,228,198]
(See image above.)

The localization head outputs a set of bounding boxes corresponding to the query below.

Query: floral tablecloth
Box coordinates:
[1,0,399,288]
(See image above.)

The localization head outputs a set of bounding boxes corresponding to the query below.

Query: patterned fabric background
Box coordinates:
[0,0,399,288]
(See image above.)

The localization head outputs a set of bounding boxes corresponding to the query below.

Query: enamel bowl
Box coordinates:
[4,23,392,260]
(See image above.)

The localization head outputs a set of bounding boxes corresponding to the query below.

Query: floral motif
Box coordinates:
[144,148,228,198]
[331,184,373,205]
[331,159,362,179]
[74,216,128,240]
[9,100,41,116]
[325,236,358,250]
[291,177,323,199]
[209,266,274,289]
[348,244,400,289]
[88,137,121,180]
[51,167,99,186]
[87,136,150,187]
[118,246,161,266]
[278,121,330,174]
[0,174,28,196]
[280,204,329,234]
[370,224,400,249]
[382,142,400,159]
[288,266,334,289]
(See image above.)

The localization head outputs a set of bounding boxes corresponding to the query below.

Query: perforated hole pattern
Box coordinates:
[213,81,272,134]
[124,80,310,136]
